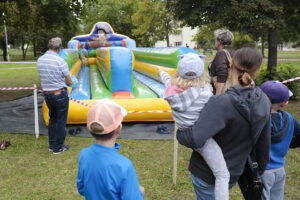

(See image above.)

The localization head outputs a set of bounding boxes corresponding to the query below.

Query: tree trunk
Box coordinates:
[261,36,265,58]
[21,38,26,60]
[2,40,7,61]
[33,39,37,57]
[166,32,170,47]
[165,20,170,47]
[267,28,277,74]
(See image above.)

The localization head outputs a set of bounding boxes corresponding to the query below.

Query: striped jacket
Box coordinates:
[159,71,213,128]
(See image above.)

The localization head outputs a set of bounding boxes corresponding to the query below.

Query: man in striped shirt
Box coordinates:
[37,37,72,155]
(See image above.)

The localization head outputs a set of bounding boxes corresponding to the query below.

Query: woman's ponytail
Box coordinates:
[233,48,263,86]
[238,71,253,86]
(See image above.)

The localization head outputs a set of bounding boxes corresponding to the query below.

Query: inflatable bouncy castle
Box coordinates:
[42,22,202,124]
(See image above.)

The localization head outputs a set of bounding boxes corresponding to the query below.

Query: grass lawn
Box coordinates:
[203,50,300,60]
[0,63,41,103]
[1,131,299,200]
[0,53,300,199]
[276,50,300,59]
[0,49,37,61]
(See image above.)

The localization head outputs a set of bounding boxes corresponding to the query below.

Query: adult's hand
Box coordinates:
[65,75,72,86]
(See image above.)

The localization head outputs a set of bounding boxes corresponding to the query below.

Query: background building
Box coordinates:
[155,27,198,48]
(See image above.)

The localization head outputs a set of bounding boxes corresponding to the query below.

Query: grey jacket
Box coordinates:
[177,85,271,184]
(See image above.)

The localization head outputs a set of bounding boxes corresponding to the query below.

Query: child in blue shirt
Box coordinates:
[77,99,144,200]
[260,81,300,200]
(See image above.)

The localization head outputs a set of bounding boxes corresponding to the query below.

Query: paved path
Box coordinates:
[0,61,36,64]
[0,66,36,70]
[204,58,300,63]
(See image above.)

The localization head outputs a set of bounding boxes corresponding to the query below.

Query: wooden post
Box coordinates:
[33,84,39,138]
[172,124,178,184]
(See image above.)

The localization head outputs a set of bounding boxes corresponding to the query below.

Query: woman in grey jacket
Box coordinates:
[177,47,271,200]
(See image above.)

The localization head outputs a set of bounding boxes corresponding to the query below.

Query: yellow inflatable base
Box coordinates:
[42,98,173,126]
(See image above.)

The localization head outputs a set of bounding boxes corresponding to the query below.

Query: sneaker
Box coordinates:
[156,125,170,134]
[49,148,53,152]
[52,145,70,155]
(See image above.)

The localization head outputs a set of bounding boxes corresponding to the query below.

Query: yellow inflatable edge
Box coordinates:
[43,98,173,125]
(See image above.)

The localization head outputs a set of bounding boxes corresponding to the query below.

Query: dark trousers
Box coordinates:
[44,90,69,151]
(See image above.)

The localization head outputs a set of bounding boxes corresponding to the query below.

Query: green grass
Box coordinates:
[0,63,40,103]
[0,49,37,61]
[0,63,36,68]
[0,58,300,199]
[276,51,300,59]
[1,120,300,200]
[203,50,300,60]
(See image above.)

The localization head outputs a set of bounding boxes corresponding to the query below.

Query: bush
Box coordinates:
[255,63,300,100]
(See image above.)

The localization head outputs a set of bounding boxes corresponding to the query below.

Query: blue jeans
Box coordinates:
[191,174,234,200]
[44,90,69,151]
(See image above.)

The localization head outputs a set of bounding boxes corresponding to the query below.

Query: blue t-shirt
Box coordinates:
[77,143,143,200]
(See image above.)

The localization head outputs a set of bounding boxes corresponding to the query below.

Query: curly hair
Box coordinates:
[214,29,234,45]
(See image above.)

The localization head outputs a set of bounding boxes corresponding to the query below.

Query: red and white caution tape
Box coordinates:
[69,97,91,108]
[282,77,300,84]
[129,110,170,113]
[0,86,35,90]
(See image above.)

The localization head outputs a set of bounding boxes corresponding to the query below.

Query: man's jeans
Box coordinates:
[191,173,234,200]
[44,90,69,151]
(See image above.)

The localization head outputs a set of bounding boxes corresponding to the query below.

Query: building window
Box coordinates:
[174,42,182,47]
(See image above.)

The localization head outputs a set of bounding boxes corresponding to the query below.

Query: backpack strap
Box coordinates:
[221,49,232,68]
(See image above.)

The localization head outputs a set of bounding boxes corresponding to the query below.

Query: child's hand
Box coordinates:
[70,75,78,87]
[158,69,164,75]
[139,185,145,196]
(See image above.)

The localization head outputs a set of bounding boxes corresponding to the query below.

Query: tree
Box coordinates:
[132,0,179,47]
[171,0,300,75]
[34,0,81,53]
[193,26,215,50]
[0,0,15,61]
[0,0,82,60]
[80,0,137,40]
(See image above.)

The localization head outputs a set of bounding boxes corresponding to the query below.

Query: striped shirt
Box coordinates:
[37,51,70,91]
[159,71,213,128]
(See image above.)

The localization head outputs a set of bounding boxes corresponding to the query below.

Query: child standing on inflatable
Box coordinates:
[159,53,230,200]
[79,44,88,67]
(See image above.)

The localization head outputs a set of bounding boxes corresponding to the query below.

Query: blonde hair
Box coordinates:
[171,72,210,89]
[232,47,263,86]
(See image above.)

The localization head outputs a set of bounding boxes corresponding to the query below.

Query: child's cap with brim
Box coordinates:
[177,53,205,79]
[260,80,293,104]
[87,99,127,134]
